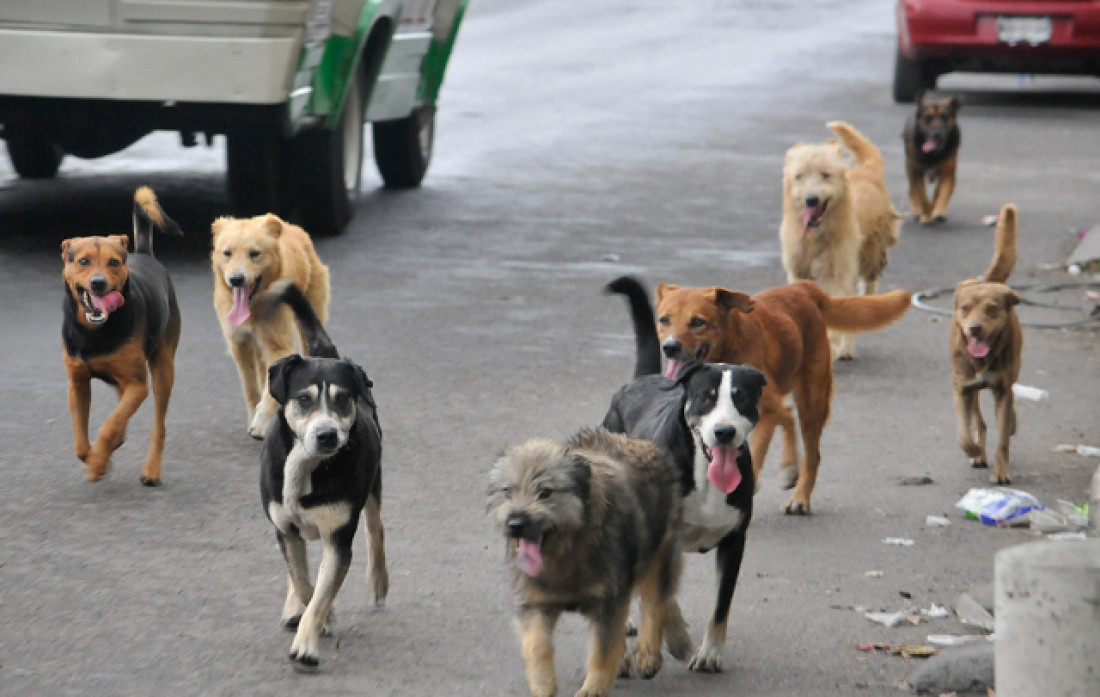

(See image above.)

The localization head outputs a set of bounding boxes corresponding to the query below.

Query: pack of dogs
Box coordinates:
[59,94,1033,695]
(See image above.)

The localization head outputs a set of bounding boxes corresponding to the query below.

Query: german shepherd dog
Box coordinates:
[904,91,961,224]
[259,281,388,669]
[951,204,1020,484]
[488,428,685,697]
[61,187,182,485]
[602,276,767,673]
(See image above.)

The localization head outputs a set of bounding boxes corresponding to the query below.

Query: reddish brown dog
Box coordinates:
[951,204,1021,484]
[655,281,910,513]
[61,187,182,485]
[903,91,961,224]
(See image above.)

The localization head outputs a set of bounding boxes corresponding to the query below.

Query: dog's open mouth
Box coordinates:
[702,443,743,495]
[78,286,125,325]
[922,137,939,153]
[664,344,710,379]
[967,335,990,359]
[226,276,261,327]
[800,200,828,232]
[515,535,544,577]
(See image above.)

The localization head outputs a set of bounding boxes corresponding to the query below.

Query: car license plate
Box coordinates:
[997,16,1052,46]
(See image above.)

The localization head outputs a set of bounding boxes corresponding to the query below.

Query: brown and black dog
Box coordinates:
[951,204,1021,484]
[655,281,910,513]
[904,91,961,225]
[61,187,182,485]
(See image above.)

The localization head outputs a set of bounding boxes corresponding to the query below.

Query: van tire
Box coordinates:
[373,106,434,188]
[5,123,65,179]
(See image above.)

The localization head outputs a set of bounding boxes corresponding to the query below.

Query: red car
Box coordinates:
[894,0,1100,102]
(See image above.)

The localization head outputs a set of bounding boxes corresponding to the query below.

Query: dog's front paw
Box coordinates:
[783,496,811,515]
[990,471,1011,485]
[84,449,111,481]
[633,648,662,680]
[970,458,988,469]
[138,475,161,487]
[288,633,321,669]
[688,641,723,673]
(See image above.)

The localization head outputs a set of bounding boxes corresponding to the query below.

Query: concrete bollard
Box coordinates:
[995,539,1100,696]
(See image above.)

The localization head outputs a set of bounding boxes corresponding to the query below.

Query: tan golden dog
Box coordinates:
[211,214,330,438]
[61,187,182,485]
[780,121,902,359]
[656,281,910,513]
[951,204,1020,484]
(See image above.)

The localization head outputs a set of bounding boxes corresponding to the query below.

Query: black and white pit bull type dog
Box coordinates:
[602,276,766,673]
[259,280,388,670]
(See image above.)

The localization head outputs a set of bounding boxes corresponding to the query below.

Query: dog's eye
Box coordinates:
[960,304,971,313]
[688,317,706,330]
[333,393,352,413]
[249,250,260,260]
[537,488,552,501]
[222,250,232,258]
[985,306,1000,317]
[78,257,90,266]
[658,316,670,327]
[107,259,121,268]
[820,172,830,180]
[501,487,512,498]
[794,173,803,181]
[295,394,313,410]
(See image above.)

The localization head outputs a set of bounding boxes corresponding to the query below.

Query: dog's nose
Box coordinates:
[713,424,737,445]
[506,515,529,538]
[804,194,820,208]
[662,340,682,359]
[89,276,108,293]
[228,272,247,288]
[968,324,983,337]
[315,427,338,450]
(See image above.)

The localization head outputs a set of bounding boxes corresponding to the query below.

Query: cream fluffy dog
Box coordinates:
[211,214,330,438]
[780,121,901,359]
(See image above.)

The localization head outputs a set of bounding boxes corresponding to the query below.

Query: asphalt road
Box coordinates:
[1,1,1098,696]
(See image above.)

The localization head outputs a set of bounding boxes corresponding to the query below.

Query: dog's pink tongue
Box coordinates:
[90,291,125,314]
[707,446,742,495]
[800,204,825,232]
[923,139,938,153]
[516,539,543,577]
[967,337,990,358]
[664,359,682,380]
[227,286,251,327]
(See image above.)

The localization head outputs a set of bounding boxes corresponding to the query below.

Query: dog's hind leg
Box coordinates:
[363,491,389,606]
[662,599,692,662]
[518,609,560,697]
[289,530,353,667]
[784,375,831,514]
[141,341,177,486]
[632,540,682,679]
[578,600,631,697]
[907,162,933,223]
[930,159,957,222]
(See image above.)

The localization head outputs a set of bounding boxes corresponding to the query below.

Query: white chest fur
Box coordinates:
[680,439,744,552]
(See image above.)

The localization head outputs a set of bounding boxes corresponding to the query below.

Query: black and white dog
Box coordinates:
[259,280,388,669]
[601,276,766,673]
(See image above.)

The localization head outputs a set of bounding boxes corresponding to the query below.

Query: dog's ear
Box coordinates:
[262,214,284,239]
[346,360,375,405]
[739,365,768,395]
[714,288,754,314]
[948,95,961,114]
[1002,287,1020,308]
[914,89,926,108]
[60,238,73,262]
[108,235,129,253]
[654,282,679,306]
[674,361,705,386]
[267,354,303,405]
[211,217,230,240]
[569,455,592,501]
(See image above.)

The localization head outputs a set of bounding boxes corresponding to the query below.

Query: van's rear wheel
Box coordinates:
[372,106,434,188]
[4,123,65,179]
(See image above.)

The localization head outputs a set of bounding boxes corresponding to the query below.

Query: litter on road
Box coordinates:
[884,537,916,546]
[956,488,1043,526]
[1055,443,1100,457]
[856,642,940,658]
[926,515,952,527]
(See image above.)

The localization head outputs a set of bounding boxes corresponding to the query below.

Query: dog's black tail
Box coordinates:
[132,186,183,255]
[256,279,339,359]
[605,276,661,378]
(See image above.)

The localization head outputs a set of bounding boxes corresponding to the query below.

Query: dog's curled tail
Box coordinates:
[804,282,912,334]
[981,203,1018,284]
[132,186,183,255]
[255,279,339,359]
[826,120,885,170]
[606,276,662,378]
